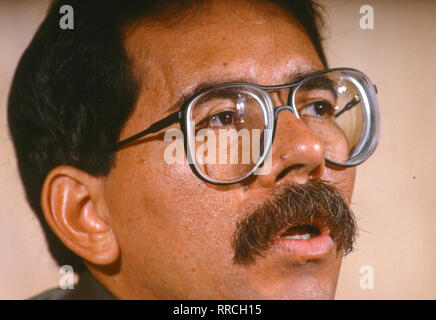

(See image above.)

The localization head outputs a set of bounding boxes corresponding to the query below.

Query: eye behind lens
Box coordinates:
[293,69,376,167]
[188,85,274,184]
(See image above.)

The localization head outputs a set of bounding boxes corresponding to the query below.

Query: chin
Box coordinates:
[254,277,338,300]
[235,253,342,300]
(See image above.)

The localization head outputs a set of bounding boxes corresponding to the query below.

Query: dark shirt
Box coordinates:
[30,270,115,300]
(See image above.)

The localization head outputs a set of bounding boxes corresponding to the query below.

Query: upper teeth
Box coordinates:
[283,233,311,240]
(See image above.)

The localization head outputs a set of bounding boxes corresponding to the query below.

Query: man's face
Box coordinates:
[99,1,356,299]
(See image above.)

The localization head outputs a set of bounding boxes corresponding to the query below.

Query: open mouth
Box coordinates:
[273,219,334,259]
[280,224,321,240]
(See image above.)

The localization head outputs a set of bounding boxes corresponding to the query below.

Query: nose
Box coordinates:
[254,106,326,187]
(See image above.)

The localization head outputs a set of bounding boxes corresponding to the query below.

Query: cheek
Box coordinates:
[322,165,356,204]
[103,141,244,289]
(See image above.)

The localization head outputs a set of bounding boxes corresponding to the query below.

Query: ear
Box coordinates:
[41,165,119,265]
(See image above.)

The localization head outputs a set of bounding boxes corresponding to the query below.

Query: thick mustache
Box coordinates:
[232,180,358,265]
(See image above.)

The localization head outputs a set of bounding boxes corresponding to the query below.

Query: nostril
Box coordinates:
[308,163,325,180]
[275,164,304,182]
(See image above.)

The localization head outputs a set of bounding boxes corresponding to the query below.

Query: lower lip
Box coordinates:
[272,225,335,260]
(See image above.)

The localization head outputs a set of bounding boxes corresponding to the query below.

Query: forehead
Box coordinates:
[124,0,323,115]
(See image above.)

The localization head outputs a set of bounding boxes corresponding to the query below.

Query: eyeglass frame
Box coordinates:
[106,67,380,186]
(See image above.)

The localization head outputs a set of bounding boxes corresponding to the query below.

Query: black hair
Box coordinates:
[7,0,327,271]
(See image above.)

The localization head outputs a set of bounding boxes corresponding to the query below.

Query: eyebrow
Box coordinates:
[164,69,319,113]
[297,75,337,99]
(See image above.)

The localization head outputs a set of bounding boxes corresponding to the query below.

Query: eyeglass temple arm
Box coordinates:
[334,96,360,118]
[105,111,180,152]
[334,84,378,118]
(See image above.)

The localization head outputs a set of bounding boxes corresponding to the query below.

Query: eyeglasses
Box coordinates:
[110,68,380,185]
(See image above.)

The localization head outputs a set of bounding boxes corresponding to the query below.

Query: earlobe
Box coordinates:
[41,166,119,265]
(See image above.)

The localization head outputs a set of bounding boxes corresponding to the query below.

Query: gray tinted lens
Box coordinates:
[293,70,374,165]
[187,85,270,183]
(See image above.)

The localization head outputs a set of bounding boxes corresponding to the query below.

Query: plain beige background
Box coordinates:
[1,0,435,299]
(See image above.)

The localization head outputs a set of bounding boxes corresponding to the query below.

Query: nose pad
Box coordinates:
[274,105,299,120]
[253,104,325,187]
[269,91,285,107]
[272,105,300,142]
